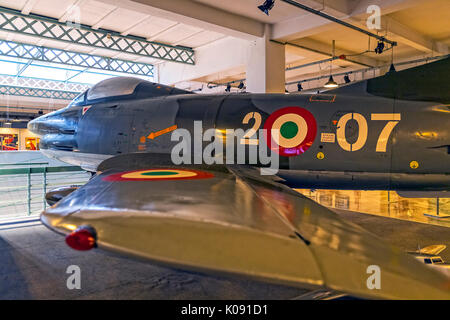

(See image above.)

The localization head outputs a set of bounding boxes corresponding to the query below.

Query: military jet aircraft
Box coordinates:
[28,56,450,299]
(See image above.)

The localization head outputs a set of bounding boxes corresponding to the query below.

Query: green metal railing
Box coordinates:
[0,6,194,65]
[0,165,90,219]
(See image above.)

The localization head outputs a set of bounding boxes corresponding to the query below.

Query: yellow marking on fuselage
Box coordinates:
[410,161,419,169]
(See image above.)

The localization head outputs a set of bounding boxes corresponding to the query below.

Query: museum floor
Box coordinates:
[1,209,449,300]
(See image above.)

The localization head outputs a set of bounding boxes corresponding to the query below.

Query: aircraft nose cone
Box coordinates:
[27,116,44,136]
[27,111,73,136]
[28,113,54,136]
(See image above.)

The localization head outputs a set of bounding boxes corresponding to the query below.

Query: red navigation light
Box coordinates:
[65,226,97,251]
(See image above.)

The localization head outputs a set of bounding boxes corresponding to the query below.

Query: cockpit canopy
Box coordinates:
[70,77,192,107]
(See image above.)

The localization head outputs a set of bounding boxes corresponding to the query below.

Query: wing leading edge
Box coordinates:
[41,154,450,299]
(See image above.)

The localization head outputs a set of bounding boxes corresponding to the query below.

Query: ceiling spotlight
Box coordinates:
[225,83,231,92]
[375,40,385,54]
[297,83,303,91]
[258,0,275,16]
[324,75,338,88]
[344,74,351,84]
[238,81,244,89]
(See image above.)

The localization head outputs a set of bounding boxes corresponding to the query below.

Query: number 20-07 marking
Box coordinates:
[240,111,401,153]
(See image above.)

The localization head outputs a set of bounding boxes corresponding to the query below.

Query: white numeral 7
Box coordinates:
[371,113,401,152]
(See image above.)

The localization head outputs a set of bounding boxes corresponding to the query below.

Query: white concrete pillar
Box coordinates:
[246,24,285,93]
[158,37,250,86]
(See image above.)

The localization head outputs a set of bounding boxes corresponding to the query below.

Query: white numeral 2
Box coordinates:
[240,112,262,145]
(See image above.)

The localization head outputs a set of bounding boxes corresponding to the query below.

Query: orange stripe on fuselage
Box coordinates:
[147,125,178,140]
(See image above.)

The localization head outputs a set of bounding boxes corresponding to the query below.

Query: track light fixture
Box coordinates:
[375,40,385,54]
[344,74,351,84]
[258,0,275,16]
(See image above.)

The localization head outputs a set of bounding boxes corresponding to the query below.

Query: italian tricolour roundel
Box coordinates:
[263,106,317,157]
[103,169,214,181]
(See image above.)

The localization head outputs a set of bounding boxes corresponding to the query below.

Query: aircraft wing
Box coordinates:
[41,154,450,299]
[419,245,447,256]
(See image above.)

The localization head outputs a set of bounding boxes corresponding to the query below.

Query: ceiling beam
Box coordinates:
[384,17,449,54]
[272,0,425,41]
[91,7,119,30]
[273,0,447,55]
[96,0,264,40]
[285,38,381,68]
[0,7,194,65]
[121,15,151,36]
[174,30,205,46]
[21,0,39,15]
[352,0,425,15]
[147,22,179,41]
[281,0,397,45]
[59,0,88,23]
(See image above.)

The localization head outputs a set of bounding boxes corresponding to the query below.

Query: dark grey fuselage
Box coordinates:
[28,59,450,191]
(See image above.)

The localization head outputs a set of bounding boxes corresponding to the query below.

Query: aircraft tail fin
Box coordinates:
[367,55,450,104]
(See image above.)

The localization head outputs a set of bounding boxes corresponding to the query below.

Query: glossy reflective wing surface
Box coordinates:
[41,155,450,299]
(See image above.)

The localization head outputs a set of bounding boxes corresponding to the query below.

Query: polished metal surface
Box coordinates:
[42,159,450,299]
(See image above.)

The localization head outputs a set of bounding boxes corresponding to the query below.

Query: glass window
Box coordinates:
[86,77,143,101]
[432,258,443,263]
[70,91,87,106]
[23,65,68,81]
[424,258,432,264]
